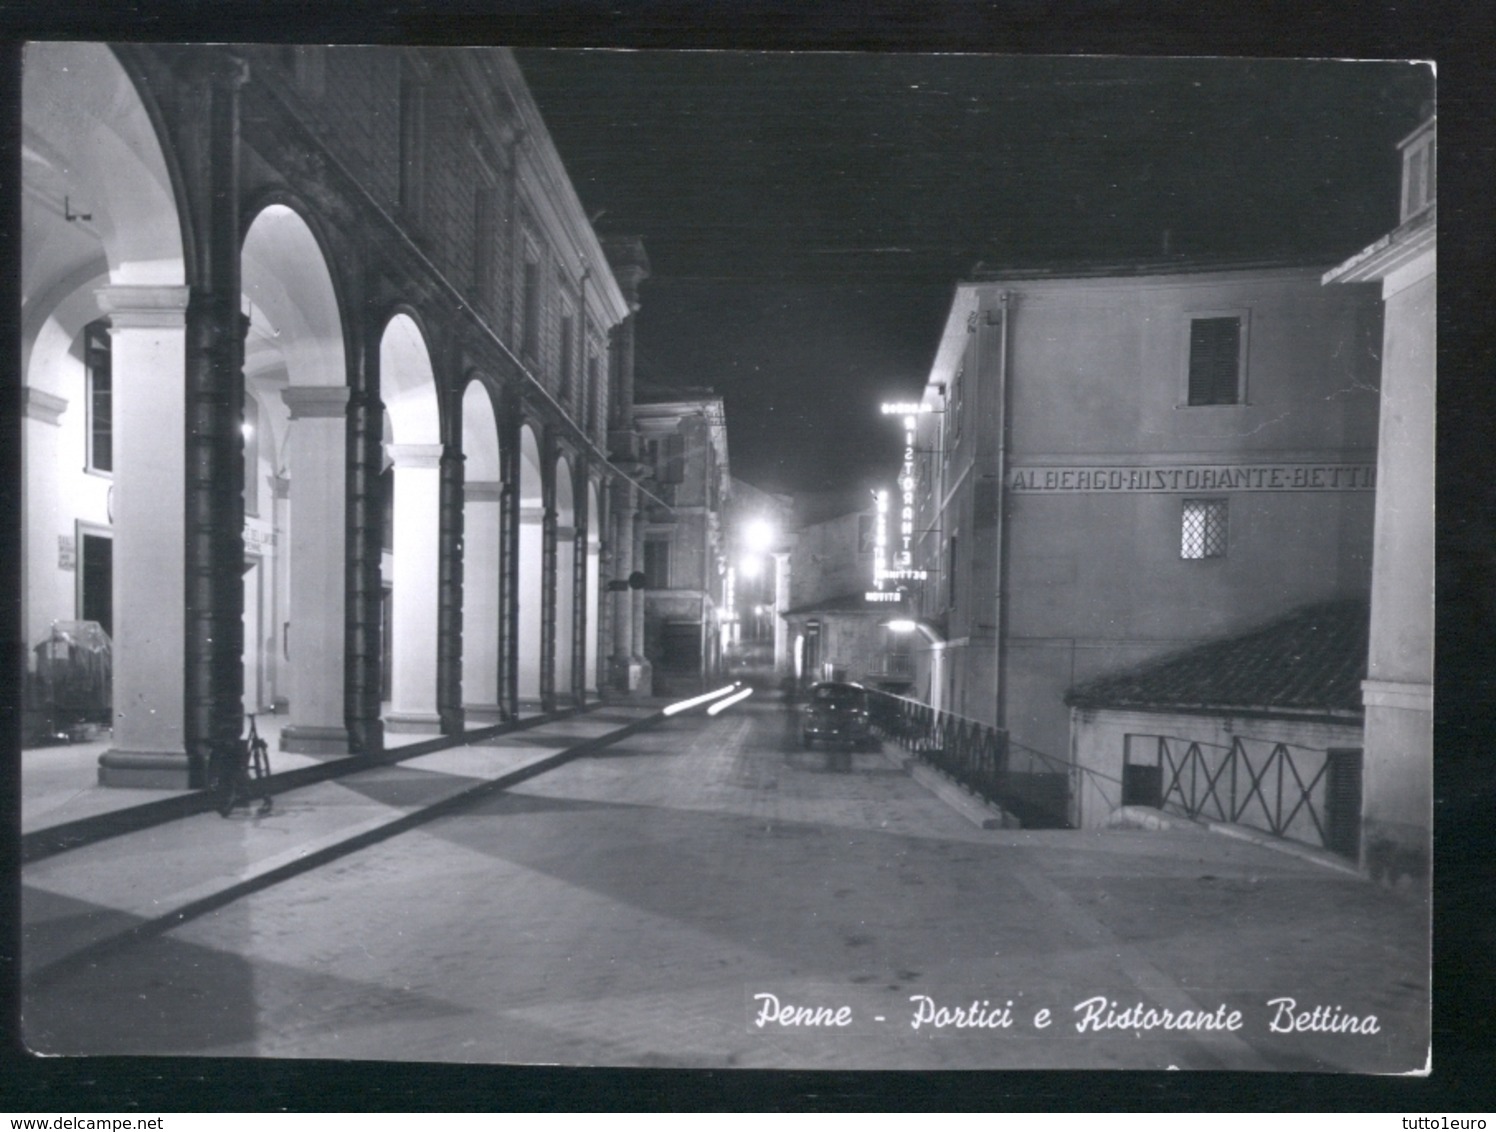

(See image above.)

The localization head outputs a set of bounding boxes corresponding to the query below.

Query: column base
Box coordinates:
[463,702,507,725]
[383,710,443,734]
[279,725,351,756]
[349,717,384,758]
[97,749,192,790]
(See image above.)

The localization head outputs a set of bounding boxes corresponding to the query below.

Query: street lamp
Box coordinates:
[743,517,775,554]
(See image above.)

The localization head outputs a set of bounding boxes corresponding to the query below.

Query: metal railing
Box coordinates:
[1124,733,1358,855]
[864,690,1071,828]
[866,653,914,679]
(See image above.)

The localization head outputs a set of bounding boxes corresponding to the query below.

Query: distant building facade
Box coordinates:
[633,392,732,695]
[21,43,649,787]
[781,508,914,690]
[724,478,795,676]
[902,261,1383,801]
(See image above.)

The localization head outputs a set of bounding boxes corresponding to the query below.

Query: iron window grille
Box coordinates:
[1180,498,1228,559]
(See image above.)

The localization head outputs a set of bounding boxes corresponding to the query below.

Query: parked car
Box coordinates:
[801,681,874,749]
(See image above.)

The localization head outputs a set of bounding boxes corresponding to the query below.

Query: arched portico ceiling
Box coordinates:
[461,381,500,481]
[519,423,543,506]
[22,42,183,292]
[22,269,111,398]
[379,313,440,446]
[242,204,345,390]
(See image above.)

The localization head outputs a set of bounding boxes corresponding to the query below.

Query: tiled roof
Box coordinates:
[1066,599,1369,717]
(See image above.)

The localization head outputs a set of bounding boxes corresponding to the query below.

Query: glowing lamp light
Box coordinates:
[886,619,918,633]
[744,518,775,554]
[739,556,762,579]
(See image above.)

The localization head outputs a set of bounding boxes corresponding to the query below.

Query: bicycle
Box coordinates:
[209,713,274,818]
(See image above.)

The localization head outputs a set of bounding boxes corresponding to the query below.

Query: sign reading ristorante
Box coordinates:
[1007,463,1376,494]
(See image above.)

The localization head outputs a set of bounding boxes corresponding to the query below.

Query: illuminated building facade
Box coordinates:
[21,43,649,788]
[904,260,1384,812]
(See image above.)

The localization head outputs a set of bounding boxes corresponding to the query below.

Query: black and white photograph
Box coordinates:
[14,35,1438,1085]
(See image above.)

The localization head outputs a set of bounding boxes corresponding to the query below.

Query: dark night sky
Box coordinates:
[515,50,1431,513]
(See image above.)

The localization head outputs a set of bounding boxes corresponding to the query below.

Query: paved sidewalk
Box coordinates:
[21,711,552,835]
[21,700,1430,1073]
[21,705,661,983]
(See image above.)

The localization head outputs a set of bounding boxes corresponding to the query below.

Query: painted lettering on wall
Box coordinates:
[1007,463,1376,494]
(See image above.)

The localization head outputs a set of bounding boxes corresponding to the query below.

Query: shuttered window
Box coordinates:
[1187,316,1242,406]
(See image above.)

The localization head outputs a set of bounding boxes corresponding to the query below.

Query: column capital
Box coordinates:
[282,385,351,419]
[96,285,191,328]
[386,443,444,469]
[23,386,68,425]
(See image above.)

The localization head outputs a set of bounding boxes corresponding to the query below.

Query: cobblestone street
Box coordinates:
[22,699,1428,1072]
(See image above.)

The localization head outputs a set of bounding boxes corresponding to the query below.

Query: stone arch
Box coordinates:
[22,42,191,771]
[242,201,351,751]
[380,311,443,731]
[460,377,504,721]
[554,453,577,702]
[516,422,545,704]
[586,477,603,695]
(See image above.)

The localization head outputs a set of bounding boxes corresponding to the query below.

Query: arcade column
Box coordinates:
[278,385,350,753]
[384,442,442,732]
[95,285,191,786]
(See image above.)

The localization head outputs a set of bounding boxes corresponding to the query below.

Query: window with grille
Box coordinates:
[1187,315,1243,406]
[84,320,112,474]
[1180,499,1228,559]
